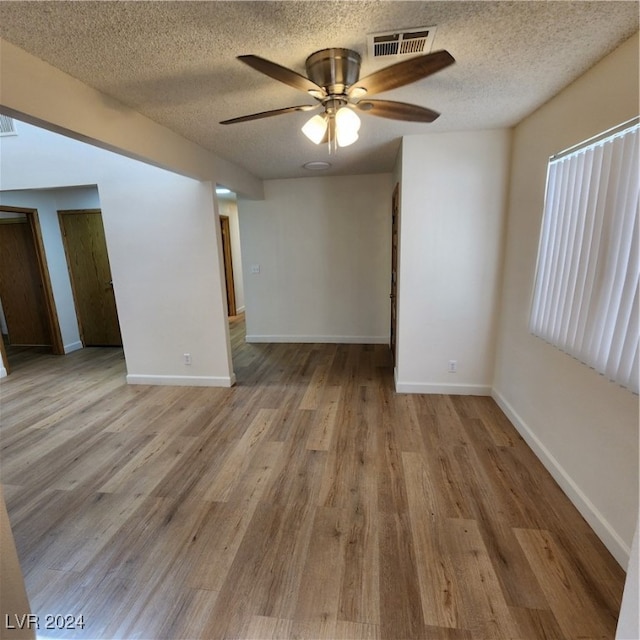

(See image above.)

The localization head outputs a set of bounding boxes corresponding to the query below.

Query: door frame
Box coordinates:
[0,206,64,375]
[390,184,399,367]
[219,214,237,317]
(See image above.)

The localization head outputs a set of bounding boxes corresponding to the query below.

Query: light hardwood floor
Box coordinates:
[1,316,625,639]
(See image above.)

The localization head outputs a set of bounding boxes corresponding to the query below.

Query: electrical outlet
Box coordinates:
[184,353,192,365]
[448,360,457,373]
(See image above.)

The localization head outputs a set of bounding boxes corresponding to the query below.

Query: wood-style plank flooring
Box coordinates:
[0,316,625,639]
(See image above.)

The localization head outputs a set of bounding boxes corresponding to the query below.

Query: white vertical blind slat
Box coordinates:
[584,142,614,363]
[561,152,588,348]
[556,155,581,347]
[602,134,639,381]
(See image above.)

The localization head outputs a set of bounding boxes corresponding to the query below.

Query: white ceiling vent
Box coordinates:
[0,114,16,136]
[367,27,437,59]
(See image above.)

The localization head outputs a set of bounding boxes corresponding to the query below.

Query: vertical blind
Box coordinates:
[529,121,639,394]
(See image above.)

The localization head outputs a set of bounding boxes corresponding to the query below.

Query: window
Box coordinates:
[530,118,639,394]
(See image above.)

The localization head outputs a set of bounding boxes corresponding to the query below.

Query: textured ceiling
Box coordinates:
[0,1,637,181]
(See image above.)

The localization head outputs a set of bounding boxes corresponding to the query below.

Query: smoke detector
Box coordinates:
[367,27,437,59]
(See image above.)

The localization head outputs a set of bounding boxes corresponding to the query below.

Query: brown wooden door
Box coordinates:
[0,218,52,346]
[59,210,122,346]
[219,215,237,317]
[390,184,399,366]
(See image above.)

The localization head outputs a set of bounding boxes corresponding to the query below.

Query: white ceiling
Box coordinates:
[0,1,637,181]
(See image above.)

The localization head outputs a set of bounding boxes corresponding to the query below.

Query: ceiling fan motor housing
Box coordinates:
[305,48,361,95]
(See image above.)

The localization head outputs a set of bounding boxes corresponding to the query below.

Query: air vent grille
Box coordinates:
[368,27,437,59]
[0,115,16,135]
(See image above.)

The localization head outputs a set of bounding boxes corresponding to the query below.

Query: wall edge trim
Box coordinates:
[126,374,235,388]
[63,341,83,354]
[492,386,630,568]
[245,334,389,344]
[395,381,492,395]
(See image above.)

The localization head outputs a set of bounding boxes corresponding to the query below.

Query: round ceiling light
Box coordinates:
[303,161,331,171]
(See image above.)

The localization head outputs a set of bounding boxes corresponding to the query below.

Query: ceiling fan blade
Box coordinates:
[238,55,325,96]
[220,104,319,125]
[355,100,440,122]
[349,50,454,97]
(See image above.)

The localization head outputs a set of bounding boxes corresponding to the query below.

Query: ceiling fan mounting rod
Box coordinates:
[322,96,349,114]
[305,48,362,96]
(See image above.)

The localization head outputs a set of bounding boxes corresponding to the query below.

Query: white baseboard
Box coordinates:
[236,305,246,313]
[126,373,236,387]
[245,334,389,344]
[0,365,7,379]
[64,341,83,354]
[395,380,492,395]
[492,387,630,568]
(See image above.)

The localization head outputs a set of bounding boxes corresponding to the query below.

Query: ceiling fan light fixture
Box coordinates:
[302,113,328,145]
[335,107,361,147]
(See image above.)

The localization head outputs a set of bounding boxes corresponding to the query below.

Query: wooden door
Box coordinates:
[219,215,237,317]
[390,184,399,366]
[59,210,122,346]
[0,218,52,346]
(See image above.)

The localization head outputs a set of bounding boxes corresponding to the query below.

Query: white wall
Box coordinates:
[0,122,234,387]
[0,186,101,353]
[238,174,392,343]
[492,33,639,566]
[218,197,245,313]
[396,129,511,394]
[100,171,232,385]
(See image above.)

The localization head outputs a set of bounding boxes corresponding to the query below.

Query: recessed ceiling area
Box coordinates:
[0,1,637,180]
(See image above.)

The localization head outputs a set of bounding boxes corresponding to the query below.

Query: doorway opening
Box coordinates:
[0,206,64,374]
[216,187,246,381]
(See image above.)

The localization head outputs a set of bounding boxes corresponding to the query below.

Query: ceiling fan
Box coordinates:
[220,47,455,149]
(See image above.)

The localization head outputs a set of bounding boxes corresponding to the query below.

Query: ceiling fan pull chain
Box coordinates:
[328,115,336,154]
